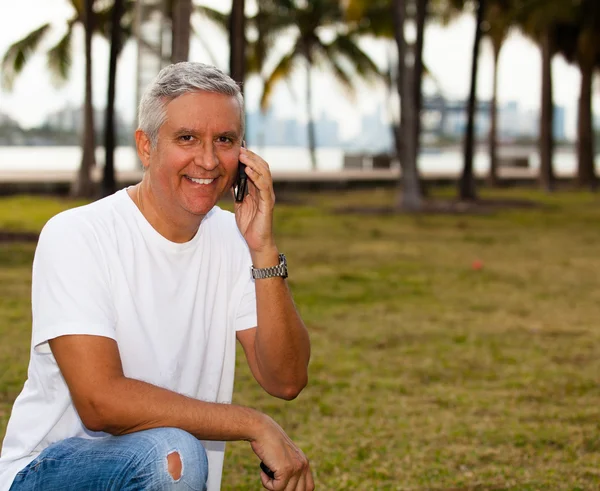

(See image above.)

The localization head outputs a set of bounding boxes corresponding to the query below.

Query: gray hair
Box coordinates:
[138,62,245,147]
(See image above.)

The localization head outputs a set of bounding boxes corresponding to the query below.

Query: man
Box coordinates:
[0,62,314,491]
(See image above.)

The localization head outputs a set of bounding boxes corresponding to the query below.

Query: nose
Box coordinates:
[194,144,218,170]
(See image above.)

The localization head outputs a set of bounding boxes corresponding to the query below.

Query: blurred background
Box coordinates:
[0,0,598,202]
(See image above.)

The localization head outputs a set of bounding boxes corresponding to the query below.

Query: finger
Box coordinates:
[244,163,272,190]
[305,466,315,491]
[244,166,275,206]
[260,469,275,490]
[283,473,300,491]
[239,148,272,181]
[293,474,306,491]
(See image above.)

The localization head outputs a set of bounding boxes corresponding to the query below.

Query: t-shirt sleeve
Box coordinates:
[31,213,117,354]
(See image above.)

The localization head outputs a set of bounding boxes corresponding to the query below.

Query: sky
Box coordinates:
[0,0,598,140]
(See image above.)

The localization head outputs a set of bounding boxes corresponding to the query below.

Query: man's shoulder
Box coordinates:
[41,190,128,243]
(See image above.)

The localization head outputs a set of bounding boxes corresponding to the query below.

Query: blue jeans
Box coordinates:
[9,428,208,490]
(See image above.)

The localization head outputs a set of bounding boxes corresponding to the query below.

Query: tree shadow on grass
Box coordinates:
[334,198,545,216]
[0,231,39,243]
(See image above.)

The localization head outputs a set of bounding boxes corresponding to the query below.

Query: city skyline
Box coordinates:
[0,97,572,152]
[1,0,598,141]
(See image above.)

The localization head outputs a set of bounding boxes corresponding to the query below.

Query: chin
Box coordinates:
[185,198,218,216]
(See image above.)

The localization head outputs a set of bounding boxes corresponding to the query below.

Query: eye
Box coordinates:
[216,136,233,144]
[178,135,194,142]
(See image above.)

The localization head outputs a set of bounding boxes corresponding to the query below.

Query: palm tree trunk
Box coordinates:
[306,61,317,171]
[412,0,428,199]
[171,0,192,63]
[393,0,422,211]
[102,0,125,198]
[413,0,427,165]
[539,29,555,192]
[386,45,402,169]
[488,43,500,187]
[229,0,246,85]
[576,60,596,190]
[458,0,485,201]
[74,0,96,198]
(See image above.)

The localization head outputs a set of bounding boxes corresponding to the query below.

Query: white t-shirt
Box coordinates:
[0,189,257,491]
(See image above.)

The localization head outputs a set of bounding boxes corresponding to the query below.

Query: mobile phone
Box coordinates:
[260,461,275,479]
[234,142,248,202]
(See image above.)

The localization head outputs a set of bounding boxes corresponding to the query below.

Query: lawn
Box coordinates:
[1,188,599,490]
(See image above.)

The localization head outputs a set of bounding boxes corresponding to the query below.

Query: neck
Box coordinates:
[131,182,202,243]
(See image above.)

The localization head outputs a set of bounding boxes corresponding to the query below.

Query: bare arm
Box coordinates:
[49,334,313,490]
[50,334,263,438]
[237,248,311,400]
[234,146,311,400]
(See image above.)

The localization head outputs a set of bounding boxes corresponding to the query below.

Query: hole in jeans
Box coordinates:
[167,451,182,481]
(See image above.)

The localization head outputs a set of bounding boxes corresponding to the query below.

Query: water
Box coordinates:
[0,145,585,175]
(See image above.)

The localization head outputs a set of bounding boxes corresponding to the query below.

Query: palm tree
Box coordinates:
[1,0,104,197]
[102,0,126,198]
[345,0,435,210]
[434,0,485,200]
[553,0,600,190]
[458,0,485,201]
[76,0,97,198]
[484,0,512,186]
[229,0,246,86]
[515,0,573,192]
[171,0,193,62]
[391,0,427,210]
[251,0,381,171]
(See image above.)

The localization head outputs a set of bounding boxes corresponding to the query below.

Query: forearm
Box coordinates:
[252,248,311,395]
[85,375,265,441]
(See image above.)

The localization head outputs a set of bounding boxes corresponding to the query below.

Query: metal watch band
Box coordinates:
[251,253,288,279]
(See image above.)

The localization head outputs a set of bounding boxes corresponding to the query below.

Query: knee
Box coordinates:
[167,451,183,480]
[144,428,209,489]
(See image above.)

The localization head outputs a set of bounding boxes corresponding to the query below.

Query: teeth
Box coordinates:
[188,177,214,185]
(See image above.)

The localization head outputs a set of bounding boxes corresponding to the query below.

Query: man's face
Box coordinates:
[137,90,242,220]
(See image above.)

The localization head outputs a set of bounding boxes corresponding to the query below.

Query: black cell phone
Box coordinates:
[260,461,275,479]
[234,142,248,202]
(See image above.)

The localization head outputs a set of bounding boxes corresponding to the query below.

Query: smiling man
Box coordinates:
[0,63,314,491]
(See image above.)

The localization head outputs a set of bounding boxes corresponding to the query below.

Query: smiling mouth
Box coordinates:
[185,176,215,185]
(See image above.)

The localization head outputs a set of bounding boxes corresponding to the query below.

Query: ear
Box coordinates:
[135,129,151,170]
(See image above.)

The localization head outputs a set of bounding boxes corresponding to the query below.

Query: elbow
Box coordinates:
[78,406,108,433]
[273,376,308,401]
[77,396,119,434]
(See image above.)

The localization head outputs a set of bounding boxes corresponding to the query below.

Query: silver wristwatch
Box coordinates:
[251,253,288,279]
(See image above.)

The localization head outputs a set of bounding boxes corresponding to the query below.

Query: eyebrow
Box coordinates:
[172,127,198,137]
[172,128,240,140]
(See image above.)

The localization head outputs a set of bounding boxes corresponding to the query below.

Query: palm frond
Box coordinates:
[260,50,297,110]
[324,33,382,84]
[322,53,355,99]
[47,26,74,85]
[1,23,52,90]
[194,5,229,29]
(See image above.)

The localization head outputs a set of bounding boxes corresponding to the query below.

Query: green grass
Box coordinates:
[1,188,600,490]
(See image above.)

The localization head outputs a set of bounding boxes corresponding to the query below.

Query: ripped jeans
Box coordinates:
[9,428,208,490]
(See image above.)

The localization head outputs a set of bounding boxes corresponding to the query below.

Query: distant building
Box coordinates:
[314,112,340,148]
[245,108,340,148]
[348,105,394,153]
[44,106,134,144]
[426,97,566,142]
